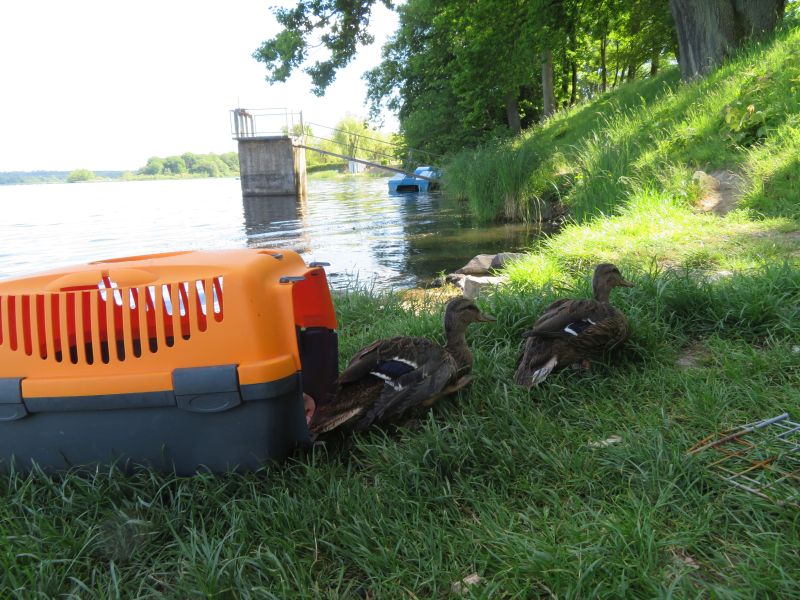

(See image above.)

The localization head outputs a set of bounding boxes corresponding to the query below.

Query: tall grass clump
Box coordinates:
[445,140,546,221]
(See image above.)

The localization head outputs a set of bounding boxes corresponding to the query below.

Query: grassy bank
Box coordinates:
[2,248,798,597]
[444,20,800,223]
[3,24,800,600]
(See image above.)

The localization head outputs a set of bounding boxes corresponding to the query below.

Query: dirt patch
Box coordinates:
[676,341,710,369]
[747,228,800,256]
[750,230,800,243]
[398,286,461,313]
[692,170,747,216]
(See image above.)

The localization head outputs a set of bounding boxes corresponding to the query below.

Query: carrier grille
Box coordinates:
[0,276,224,365]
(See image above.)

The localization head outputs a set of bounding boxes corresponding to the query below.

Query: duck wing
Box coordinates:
[525,298,614,338]
[353,337,457,429]
[312,336,457,434]
[515,299,629,387]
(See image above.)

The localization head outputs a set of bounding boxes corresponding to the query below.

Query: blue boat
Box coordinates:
[388,166,441,194]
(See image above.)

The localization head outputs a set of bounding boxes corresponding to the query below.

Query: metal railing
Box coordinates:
[230,108,304,140]
[229,108,442,180]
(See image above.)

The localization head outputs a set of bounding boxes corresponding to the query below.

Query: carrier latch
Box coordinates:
[172,365,242,413]
[0,378,28,422]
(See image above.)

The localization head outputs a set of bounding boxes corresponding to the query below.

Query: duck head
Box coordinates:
[592,263,634,302]
[444,297,496,331]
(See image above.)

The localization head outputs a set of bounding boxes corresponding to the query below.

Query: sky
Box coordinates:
[0,1,399,172]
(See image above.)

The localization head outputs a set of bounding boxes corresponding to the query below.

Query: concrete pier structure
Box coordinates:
[237,136,307,197]
[231,108,307,197]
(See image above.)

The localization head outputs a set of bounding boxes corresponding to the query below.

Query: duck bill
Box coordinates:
[477,312,497,322]
[619,278,634,288]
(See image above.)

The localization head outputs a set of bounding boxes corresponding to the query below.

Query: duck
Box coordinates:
[308,297,495,435]
[513,263,633,387]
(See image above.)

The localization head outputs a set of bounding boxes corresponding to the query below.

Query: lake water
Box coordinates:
[0,177,538,290]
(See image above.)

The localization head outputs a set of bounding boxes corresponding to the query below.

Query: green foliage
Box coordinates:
[721,101,770,146]
[189,156,224,177]
[253,0,389,95]
[135,152,239,179]
[303,116,399,170]
[362,0,676,156]
[444,24,800,222]
[139,156,165,176]
[66,169,95,183]
[255,0,677,154]
[220,152,239,172]
[181,152,198,171]
[162,156,187,175]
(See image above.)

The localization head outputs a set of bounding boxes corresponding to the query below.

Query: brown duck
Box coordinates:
[308,297,495,435]
[514,263,633,387]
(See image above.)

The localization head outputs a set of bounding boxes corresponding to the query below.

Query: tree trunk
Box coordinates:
[669,0,785,80]
[627,65,636,81]
[570,61,578,105]
[567,27,577,106]
[560,54,569,107]
[541,50,555,121]
[505,91,522,134]
[600,37,607,93]
[650,50,660,76]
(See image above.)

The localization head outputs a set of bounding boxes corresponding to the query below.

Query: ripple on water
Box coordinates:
[0,177,541,289]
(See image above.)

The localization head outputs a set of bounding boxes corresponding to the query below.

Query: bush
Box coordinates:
[66,169,95,183]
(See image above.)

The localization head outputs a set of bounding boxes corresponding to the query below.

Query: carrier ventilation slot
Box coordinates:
[0,276,224,365]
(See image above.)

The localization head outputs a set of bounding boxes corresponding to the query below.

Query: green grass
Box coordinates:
[2,261,799,597]
[4,22,800,600]
[443,20,800,223]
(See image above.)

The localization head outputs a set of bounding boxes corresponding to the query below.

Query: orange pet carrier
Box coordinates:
[0,249,338,473]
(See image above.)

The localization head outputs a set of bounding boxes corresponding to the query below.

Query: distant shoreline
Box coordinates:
[0,169,393,186]
[0,172,233,186]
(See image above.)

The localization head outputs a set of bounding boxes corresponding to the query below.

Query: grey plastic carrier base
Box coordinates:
[0,366,310,475]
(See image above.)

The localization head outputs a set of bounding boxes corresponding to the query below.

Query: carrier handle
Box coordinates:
[45,268,157,291]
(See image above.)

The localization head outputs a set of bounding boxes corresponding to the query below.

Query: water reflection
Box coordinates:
[242,194,311,254]
[239,178,542,288]
[0,177,541,290]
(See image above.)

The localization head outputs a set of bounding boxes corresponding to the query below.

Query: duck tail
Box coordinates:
[528,356,558,385]
[308,405,364,435]
[514,337,558,387]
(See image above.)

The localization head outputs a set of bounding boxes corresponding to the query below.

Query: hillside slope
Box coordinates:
[444,21,800,224]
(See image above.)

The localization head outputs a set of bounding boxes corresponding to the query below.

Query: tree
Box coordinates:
[135,153,237,178]
[253,0,390,95]
[181,152,198,171]
[541,50,555,120]
[220,152,240,173]
[66,169,95,183]
[139,157,165,176]
[668,0,785,79]
[189,156,224,177]
[162,156,187,175]
[365,0,482,156]
[263,0,678,153]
